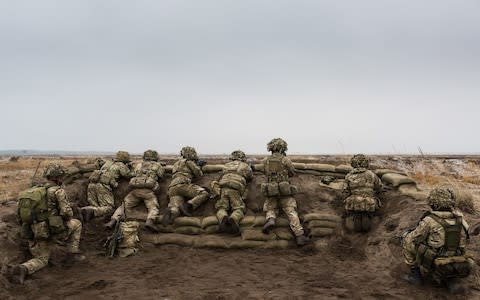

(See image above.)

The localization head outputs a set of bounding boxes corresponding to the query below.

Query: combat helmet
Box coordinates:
[180,146,198,160]
[143,149,159,161]
[351,154,369,169]
[230,150,247,162]
[267,138,288,154]
[427,187,457,211]
[115,151,131,163]
[43,163,67,179]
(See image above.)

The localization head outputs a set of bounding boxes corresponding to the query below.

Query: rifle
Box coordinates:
[31,161,41,186]
[196,159,207,167]
[105,220,123,258]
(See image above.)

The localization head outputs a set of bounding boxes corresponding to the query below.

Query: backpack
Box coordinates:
[18,186,49,224]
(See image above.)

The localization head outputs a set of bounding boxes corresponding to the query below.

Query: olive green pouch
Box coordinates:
[48,215,66,234]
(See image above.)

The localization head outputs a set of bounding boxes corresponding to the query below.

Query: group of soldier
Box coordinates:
[4,138,475,293]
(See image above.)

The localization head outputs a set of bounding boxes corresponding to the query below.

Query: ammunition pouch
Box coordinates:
[31,221,50,240]
[433,256,472,279]
[89,170,102,183]
[48,215,66,235]
[219,175,245,193]
[416,244,437,272]
[261,181,297,197]
[129,176,158,190]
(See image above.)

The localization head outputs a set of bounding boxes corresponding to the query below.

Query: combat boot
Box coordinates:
[295,235,310,246]
[81,207,96,223]
[8,265,28,284]
[180,202,193,217]
[229,217,240,235]
[145,218,159,232]
[105,219,117,229]
[262,218,275,234]
[405,266,422,285]
[219,216,229,233]
[161,209,173,227]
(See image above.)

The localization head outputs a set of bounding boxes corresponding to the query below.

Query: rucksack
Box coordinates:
[18,186,49,224]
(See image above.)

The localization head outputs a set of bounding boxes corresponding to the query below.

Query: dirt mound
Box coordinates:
[1,157,480,299]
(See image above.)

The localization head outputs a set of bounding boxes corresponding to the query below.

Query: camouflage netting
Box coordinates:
[62,160,424,250]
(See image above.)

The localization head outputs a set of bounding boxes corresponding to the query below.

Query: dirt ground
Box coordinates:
[0,155,479,299]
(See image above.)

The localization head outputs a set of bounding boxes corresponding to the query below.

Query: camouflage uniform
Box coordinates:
[403,188,472,285]
[165,147,208,221]
[111,150,165,223]
[83,151,132,218]
[261,138,305,238]
[18,164,83,278]
[215,151,253,226]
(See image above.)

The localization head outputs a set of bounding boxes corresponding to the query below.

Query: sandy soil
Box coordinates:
[0,155,479,299]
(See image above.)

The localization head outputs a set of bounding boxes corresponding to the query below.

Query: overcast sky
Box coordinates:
[1,1,479,154]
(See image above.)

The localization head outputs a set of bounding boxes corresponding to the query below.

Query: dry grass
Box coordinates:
[461,176,480,185]
[412,172,445,186]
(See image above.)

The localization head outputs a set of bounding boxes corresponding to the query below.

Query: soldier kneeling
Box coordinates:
[402,187,473,293]
[343,154,382,232]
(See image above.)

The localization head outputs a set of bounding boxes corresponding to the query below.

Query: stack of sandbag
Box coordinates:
[377,169,426,200]
[118,221,140,257]
[304,213,341,238]
[163,164,225,175]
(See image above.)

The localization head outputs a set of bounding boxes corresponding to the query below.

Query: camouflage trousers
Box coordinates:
[111,188,159,221]
[215,187,245,224]
[263,196,304,237]
[21,219,82,275]
[85,183,115,217]
[167,183,209,218]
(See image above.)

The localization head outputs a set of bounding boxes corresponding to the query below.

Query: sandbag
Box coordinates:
[275,218,290,227]
[155,225,175,233]
[229,240,266,249]
[273,228,294,240]
[335,165,353,174]
[381,173,415,187]
[308,220,338,229]
[304,213,341,223]
[201,216,219,228]
[174,217,202,228]
[202,165,224,173]
[205,225,220,234]
[307,163,336,173]
[174,226,204,235]
[241,228,276,241]
[147,234,195,247]
[292,163,307,170]
[296,170,346,178]
[194,236,228,248]
[375,169,407,177]
[309,228,334,237]
[264,240,292,249]
[240,216,266,227]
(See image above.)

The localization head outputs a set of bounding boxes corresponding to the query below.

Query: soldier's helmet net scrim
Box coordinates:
[143,149,159,161]
[230,150,247,162]
[115,151,131,163]
[427,187,457,211]
[180,146,198,160]
[43,163,67,179]
[351,154,369,169]
[267,138,288,154]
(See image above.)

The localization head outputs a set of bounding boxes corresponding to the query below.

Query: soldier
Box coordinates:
[403,187,472,292]
[161,146,209,226]
[80,151,133,222]
[5,163,84,284]
[106,150,165,232]
[215,150,253,234]
[261,138,309,246]
[343,154,382,232]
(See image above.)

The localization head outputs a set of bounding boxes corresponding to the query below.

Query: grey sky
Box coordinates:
[1,1,479,154]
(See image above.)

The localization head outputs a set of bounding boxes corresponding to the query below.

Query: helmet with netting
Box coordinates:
[43,163,67,179]
[351,154,369,169]
[230,150,247,162]
[143,149,159,161]
[427,187,457,211]
[180,146,198,160]
[115,151,131,163]
[267,138,288,154]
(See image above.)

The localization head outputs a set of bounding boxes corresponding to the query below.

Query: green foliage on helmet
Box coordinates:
[180,146,198,160]
[427,187,457,211]
[351,154,369,169]
[230,150,247,162]
[267,138,288,154]
[115,151,131,163]
[43,163,67,179]
[143,149,159,161]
